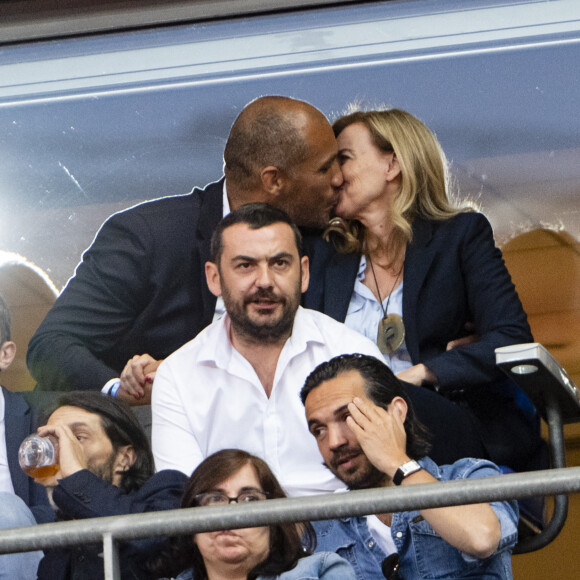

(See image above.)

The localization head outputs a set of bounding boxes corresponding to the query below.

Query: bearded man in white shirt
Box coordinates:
[151,202,385,496]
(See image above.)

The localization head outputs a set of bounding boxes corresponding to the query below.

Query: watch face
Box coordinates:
[394,461,421,485]
[401,461,420,476]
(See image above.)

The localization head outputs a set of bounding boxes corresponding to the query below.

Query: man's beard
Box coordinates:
[326,445,387,490]
[88,451,118,484]
[48,451,119,512]
[222,284,300,344]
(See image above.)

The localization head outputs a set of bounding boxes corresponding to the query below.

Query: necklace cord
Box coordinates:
[367,254,403,317]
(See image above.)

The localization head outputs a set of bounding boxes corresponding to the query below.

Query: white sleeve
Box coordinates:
[151,361,203,476]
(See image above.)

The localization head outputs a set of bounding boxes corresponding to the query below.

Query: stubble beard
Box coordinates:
[88,451,118,485]
[326,447,387,490]
[222,284,301,345]
[48,451,120,511]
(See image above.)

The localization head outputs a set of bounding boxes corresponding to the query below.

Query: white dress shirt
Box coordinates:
[152,307,384,497]
[345,255,413,376]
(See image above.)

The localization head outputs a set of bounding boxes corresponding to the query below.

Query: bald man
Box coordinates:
[28,96,342,403]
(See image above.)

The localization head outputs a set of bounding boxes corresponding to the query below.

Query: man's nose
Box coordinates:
[255,264,274,287]
[328,424,348,450]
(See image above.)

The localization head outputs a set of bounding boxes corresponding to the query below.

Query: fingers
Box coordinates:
[347,397,389,429]
[345,397,409,476]
[117,381,153,407]
[120,354,160,399]
[36,423,86,479]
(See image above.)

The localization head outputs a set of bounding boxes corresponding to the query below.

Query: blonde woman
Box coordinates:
[305,108,544,473]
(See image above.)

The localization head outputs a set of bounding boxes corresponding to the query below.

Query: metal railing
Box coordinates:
[1,466,579,579]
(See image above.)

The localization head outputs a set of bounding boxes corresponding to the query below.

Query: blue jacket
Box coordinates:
[313,457,518,580]
[176,551,356,579]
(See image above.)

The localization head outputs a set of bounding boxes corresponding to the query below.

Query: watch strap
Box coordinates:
[393,460,421,485]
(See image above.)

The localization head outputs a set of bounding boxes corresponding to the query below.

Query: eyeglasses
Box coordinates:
[195,489,270,507]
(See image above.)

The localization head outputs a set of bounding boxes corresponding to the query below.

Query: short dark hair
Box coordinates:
[41,392,154,493]
[150,449,315,580]
[0,295,11,344]
[210,202,303,265]
[301,354,432,460]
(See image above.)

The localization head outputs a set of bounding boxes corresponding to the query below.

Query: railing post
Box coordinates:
[514,391,569,554]
[102,532,121,580]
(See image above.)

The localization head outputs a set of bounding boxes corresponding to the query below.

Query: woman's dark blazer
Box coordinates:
[304,212,543,469]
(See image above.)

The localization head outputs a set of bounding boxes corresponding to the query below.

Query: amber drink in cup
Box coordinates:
[18,434,59,478]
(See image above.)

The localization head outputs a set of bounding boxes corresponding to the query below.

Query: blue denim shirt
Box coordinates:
[175,551,356,579]
[313,457,519,579]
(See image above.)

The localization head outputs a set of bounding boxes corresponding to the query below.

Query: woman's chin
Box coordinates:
[333,205,350,219]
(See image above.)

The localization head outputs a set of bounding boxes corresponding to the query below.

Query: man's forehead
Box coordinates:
[221,222,298,256]
[306,370,368,416]
[48,405,103,429]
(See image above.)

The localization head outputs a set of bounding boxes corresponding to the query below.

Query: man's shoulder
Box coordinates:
[427,456,503,481]
[102,179,223,231]
[137,469,188,494]
[1,387,29,414]
[160,317,224,365]
[298,308,383,355]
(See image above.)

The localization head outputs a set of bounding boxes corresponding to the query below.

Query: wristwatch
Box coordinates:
[393,460,422,486]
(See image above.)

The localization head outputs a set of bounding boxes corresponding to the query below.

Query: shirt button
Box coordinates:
[396,532,403,538]
[368,540,374,547]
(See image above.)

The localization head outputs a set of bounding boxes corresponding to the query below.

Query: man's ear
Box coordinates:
[205,261,222,298]
[0,341,16,371]
[389,396,408,423]
[300,255,310,294]
[114,445,137,475]
[260,166,285,198]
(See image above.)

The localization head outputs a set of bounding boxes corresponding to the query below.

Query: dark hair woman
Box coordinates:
[152,449,355,580]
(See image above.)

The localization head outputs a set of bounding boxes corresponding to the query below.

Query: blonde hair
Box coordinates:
[325,108,473,257]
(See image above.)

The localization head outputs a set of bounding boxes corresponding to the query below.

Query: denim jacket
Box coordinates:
[313,457,519,579]
[175,551,356,579]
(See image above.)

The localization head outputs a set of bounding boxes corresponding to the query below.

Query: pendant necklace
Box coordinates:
[368,254,405,355]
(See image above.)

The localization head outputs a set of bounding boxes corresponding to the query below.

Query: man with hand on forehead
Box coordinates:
[301,354,518,580]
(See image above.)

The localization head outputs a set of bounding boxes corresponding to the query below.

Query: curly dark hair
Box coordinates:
[150,449,315,580]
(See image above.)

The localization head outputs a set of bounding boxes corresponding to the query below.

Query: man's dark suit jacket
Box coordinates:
[37,468,186,580]
[305,212,544,471]
[27,180,225,392]
[27,178,327,393]
[2,386,53,523]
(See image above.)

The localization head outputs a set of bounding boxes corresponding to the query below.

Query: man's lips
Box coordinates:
[246,292,284,310]
[332,450,360,469]
[249,299,280,310]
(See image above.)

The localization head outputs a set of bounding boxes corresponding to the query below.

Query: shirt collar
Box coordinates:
[222,180,230,218]
[197,307,328,369]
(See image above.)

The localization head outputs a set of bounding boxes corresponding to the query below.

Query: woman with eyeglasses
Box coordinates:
[150,449,355,580]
